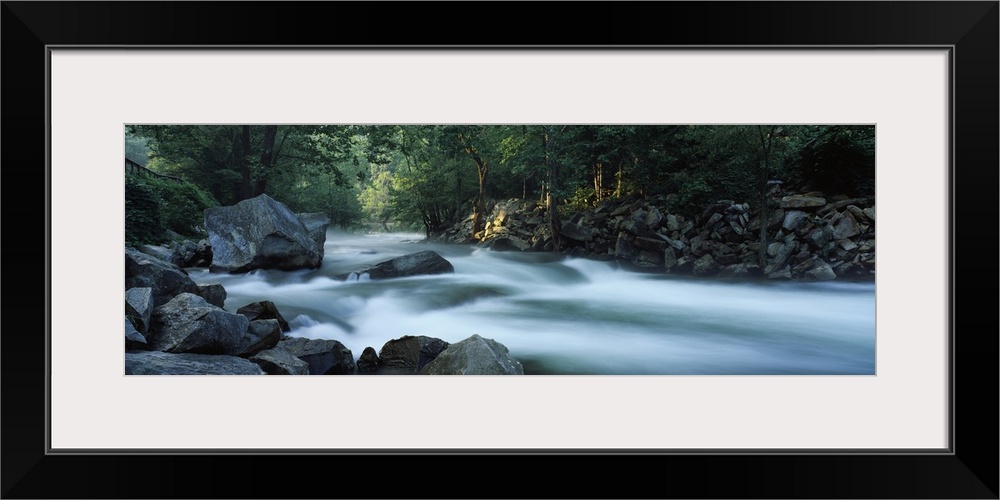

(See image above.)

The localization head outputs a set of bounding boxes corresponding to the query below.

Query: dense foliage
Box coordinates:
[124,176,164,246]
[124,174,218,246]
[126,125,875,240]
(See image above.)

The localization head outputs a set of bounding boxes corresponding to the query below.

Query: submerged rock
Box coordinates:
[345,250,455,280]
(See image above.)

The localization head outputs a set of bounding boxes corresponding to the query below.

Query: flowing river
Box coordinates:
[187,231,876,375]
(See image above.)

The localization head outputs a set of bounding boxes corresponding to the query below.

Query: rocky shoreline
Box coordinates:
[125,194,523,375]
[125,247,524,376]
[437,190,875,282]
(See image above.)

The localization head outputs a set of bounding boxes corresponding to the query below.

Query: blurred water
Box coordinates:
[188,231,876,375]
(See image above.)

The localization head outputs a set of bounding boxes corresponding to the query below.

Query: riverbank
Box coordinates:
[433,191,875,282]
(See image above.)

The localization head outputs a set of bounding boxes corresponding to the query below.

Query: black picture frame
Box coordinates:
[3,2,997,498]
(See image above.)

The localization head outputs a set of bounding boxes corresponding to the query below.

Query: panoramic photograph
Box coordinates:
[123,124,876,375]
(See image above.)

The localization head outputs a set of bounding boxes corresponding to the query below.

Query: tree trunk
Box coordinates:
[454,173,463,220]
[758,173,768,269]
[756,126,773,270]
[239,125,252,200]
[253,125,278,196]
[593,162,604,203]
[615,162,623,198]
[545,127,561,252]
[467,153,488,239]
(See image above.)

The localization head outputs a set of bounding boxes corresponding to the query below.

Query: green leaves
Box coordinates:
[124,175,216,246]
[125,176,165,246]
[126,124,875,239]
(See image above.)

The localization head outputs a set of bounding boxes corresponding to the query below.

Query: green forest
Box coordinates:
[125,124,875,247]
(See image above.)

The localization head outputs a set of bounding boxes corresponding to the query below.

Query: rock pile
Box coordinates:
[439,192,875,281]
[126,238,518,375]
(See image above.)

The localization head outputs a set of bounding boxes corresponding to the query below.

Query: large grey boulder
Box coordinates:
[420,334,524,375]
[275,337,356,375]
[125,249,200,307]
[378,335,450,374]
[126,351,265,375]
[147,293,249,355]
[204,194,327,273]
[349,250,454,280]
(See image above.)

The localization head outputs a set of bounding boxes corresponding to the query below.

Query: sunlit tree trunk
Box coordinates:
[615,162,623,198]
[470,155,488,238]
[594,162,604,202]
